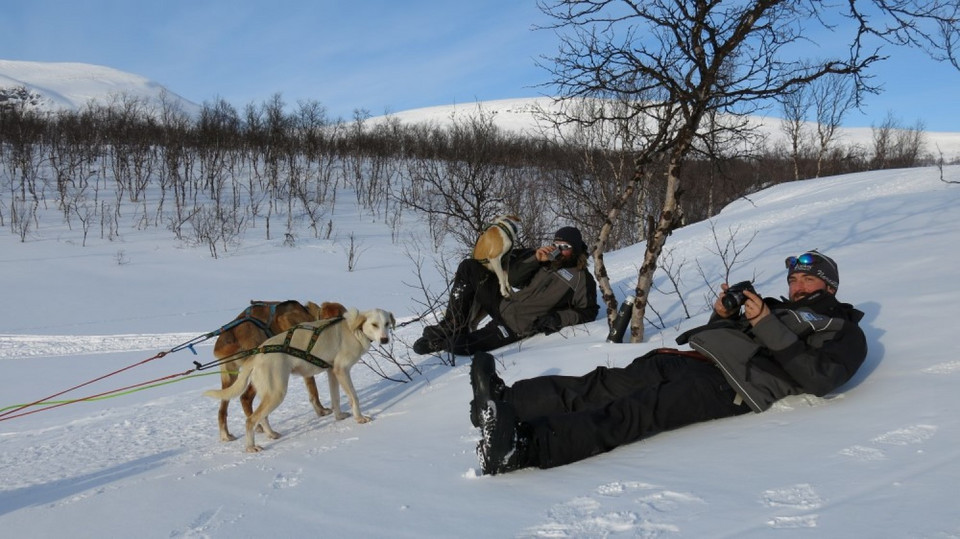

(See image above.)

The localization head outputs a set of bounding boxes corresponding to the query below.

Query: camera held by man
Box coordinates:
[720,280,756,312]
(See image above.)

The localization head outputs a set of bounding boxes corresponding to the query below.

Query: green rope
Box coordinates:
[0,370,232,413]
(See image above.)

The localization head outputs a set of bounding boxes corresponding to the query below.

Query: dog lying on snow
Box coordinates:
[205,307,395,452]
[212,300,347,442]
[473,215,520,298]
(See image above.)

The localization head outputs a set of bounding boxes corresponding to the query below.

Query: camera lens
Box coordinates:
[721,292,742,312]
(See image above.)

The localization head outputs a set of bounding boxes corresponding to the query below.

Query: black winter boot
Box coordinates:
[412,335,443,355]
[470,352,506,427]
[476,400,532,476]
[412,323,453,355]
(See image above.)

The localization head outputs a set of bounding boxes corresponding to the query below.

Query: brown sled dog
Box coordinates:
[473,215,521,298]
[211,300,347,441]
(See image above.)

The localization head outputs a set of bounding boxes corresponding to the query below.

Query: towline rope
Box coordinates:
[0,372,228,414]
[0,322,240,422]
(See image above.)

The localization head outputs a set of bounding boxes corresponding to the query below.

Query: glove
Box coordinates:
[532,313,562,335]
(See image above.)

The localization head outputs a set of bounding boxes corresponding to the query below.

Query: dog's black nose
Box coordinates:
[380,337,389,344]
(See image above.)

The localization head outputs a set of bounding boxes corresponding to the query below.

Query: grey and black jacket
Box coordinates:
[677,291,867,413]
[498,248,599,336]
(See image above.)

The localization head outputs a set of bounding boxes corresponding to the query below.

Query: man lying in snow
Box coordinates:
[470,250,867,475]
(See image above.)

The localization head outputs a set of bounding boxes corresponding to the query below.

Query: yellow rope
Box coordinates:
[0,371,236,412]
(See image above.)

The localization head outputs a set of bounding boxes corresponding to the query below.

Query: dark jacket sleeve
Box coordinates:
[506,248,540,289]
[751,311,868,396]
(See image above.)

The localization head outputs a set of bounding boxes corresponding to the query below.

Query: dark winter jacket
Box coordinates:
[498,248,599,336]
[677,291,867,412]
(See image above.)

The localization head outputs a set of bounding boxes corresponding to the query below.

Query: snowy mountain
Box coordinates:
[0,59,199,116]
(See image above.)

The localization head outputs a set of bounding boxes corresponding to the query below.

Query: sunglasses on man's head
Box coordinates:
[785,252,818,268]
[554,242,573,251]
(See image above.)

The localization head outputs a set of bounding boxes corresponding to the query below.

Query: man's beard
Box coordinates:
[791,290,825,303]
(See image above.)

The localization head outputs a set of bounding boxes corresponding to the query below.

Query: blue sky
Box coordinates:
[2,0,958,131]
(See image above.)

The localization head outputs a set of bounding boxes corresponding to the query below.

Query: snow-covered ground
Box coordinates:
[2,163,960,537]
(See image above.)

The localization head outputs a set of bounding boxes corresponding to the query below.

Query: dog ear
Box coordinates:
[305,301,322,319]
[388,312,396,329]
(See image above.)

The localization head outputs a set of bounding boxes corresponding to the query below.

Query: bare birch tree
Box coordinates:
[538,0,960,342]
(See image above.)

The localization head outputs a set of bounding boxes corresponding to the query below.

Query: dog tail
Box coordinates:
[203,364,254,401]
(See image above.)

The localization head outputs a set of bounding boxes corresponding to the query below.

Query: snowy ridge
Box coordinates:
[0,59,199,115]
[374,97,960,161]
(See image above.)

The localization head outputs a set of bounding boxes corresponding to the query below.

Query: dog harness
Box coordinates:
[212,300,292,339]
[490,219,518,243]
[253,317,344,370]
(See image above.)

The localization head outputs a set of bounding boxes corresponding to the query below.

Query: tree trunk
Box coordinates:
[629,152,684,342]
[592,179,637,325]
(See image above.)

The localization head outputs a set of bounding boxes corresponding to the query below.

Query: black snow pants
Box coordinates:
[445,259,521,355]
[504,350,751,469]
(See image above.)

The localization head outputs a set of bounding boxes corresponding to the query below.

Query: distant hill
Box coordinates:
[373,97,960,162]
[0,59,199,116]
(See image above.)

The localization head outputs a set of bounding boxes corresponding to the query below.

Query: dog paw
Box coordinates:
[245,445,263,453]
[356,415,372,424]
[316,407,333,417]
[220,433,238,442]
[335,412,351,421]
[266,431,282,440]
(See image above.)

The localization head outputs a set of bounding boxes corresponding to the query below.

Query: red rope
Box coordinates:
[0,351,170,421]
[0,367,196,421]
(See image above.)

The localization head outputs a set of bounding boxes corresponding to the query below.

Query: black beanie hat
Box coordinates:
[554,226,587,255]
[786,250,839,289]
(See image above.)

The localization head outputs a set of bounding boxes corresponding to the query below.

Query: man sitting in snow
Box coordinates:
[471,250,867,475]
[413,226,599,356]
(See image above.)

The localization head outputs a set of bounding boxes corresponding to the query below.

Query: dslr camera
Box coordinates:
[721,280,757,312]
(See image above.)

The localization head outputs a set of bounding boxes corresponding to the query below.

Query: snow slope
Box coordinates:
[2,164,960,537]
[0,59,199,115]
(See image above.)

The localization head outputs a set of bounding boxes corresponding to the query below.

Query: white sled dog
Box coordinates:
[205,307,395,452]
[473,215,520,298]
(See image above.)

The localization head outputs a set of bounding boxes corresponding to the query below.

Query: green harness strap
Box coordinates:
[255,316,343,370]
[492,220,517,243]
